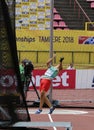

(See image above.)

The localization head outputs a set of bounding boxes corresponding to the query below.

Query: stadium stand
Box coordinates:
[53,7,68,30]
[53,7,58,13]
[54,14,62,20]
[77,0,94,20]
[54,0,94,30]
[86,0,94,8]
[90,2,94,8]
[58,21,67,27]
[64,27,70,30]
[56,27,63,30]
[86,0,94,1]
[53,21,59,28]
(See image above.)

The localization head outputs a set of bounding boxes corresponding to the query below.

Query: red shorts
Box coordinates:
[39,79,51,92]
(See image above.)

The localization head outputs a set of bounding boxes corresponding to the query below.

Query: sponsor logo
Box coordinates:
[79,36,94,44]
[0,69,17,89]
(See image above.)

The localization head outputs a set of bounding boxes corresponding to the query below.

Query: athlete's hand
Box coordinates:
[59,57,64,62]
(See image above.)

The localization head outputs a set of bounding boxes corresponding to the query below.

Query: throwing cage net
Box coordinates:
[0,0,30,128]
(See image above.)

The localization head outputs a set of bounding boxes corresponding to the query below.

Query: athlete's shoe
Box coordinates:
[35,109,42,114]
[48,106,55,114]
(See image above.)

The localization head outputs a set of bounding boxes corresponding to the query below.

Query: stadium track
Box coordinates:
[17,108,94,130]
[23,89,94,130]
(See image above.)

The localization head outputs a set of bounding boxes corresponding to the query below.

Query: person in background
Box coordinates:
[19,59,34,98]
[35,54,64,114]
[19,60,25,104]
[67,63,75,70]
[19,60,25,87]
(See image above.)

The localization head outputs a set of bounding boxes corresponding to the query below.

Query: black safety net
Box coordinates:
[0,0,30,128]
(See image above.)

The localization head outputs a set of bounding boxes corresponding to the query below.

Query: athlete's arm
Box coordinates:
[46,54,56,68]
[55,57,64,71]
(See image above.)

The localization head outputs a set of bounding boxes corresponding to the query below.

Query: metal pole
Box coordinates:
[49,0,54,102]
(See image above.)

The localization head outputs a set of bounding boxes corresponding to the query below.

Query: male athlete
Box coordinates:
[35,54,64,114]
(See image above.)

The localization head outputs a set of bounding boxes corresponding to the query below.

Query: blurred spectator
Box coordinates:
[67,63,75,70]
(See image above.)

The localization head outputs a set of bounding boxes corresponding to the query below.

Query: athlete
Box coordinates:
[35,54,64,114]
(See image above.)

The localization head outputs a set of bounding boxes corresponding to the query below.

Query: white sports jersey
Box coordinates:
[41,66,58,79]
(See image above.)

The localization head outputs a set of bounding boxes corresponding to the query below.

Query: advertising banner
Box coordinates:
[29,69,76,89]
[29,69,94,89]
[76,69,94,89]
[1,69,93,91]
[15,0,51,30]
[16,30,94,52]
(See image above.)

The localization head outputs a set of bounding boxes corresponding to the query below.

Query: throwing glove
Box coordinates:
[59,57,64,62]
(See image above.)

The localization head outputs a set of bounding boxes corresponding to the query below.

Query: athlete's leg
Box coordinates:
[44,95,52,108]
[44,95,55,114]
[39,90,46,110]
[35,79,53,114]
[35,90,46,114]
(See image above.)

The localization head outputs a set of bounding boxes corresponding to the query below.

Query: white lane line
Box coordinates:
[48,114,57,130]
[17,109,88,115]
